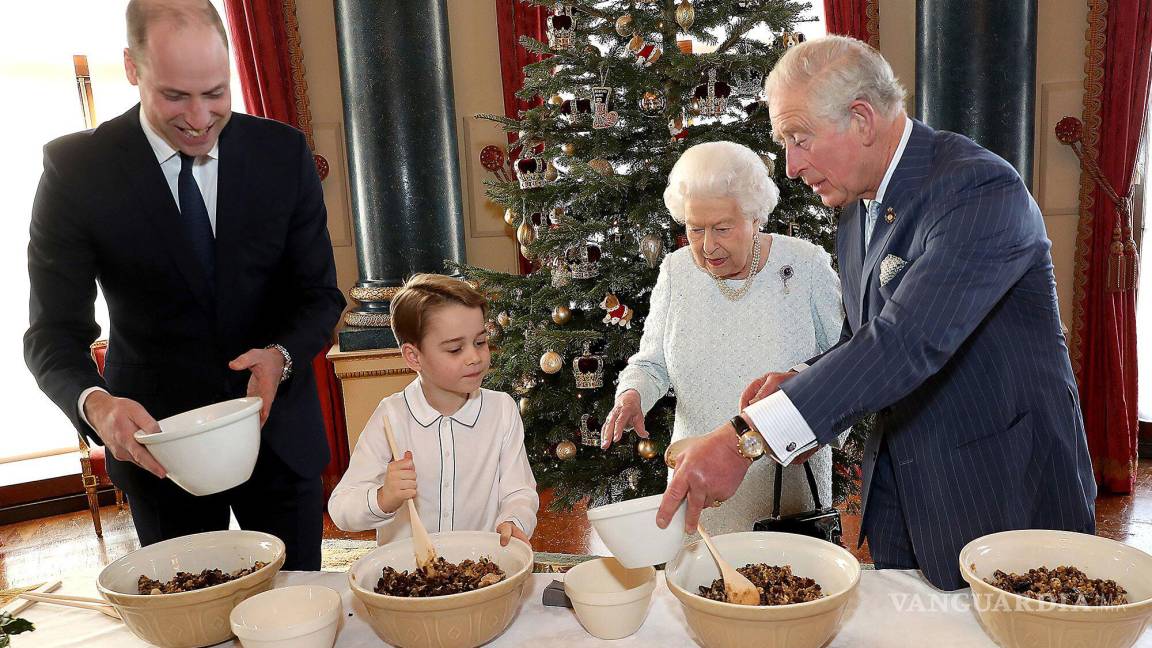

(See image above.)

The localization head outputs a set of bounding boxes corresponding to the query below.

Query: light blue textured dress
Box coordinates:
[615,235,845,534]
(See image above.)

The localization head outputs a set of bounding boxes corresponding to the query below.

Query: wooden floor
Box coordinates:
[1,458,1149,589]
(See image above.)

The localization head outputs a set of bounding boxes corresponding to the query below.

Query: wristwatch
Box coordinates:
[264,343,293,383]
[731,414,767,462]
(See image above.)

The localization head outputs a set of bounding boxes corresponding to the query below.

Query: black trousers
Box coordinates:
[107,444,324,570]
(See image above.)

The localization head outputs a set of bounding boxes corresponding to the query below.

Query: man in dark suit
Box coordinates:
[657,35,1096,590]
[24,0,345,570]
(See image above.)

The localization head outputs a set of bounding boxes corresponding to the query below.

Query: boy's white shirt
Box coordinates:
[327,376,539,546]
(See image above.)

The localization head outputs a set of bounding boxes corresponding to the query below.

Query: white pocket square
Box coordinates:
[880,254,908,286]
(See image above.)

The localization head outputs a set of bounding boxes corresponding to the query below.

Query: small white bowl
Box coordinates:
[960,530,1152,648]
[136,397,262,496]
[586,494,686,568]
[230,585,341,648]
[565,557,656,639]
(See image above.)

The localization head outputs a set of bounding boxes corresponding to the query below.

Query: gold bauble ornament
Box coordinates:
[540,350,563,374]
[503,208,517,226]
[496,311,512,328]
[544,160,559,182]
[637,439,658,460]
[675,0,695,31]
[562,142,576,156]
[589,158,614,176]
[516,221,537,246]
[521,244,538,260]
[519,397,529,415]
[555,440,577,460]
[615,14,634,37]
[551,305,573,325]
[549,94,564,106]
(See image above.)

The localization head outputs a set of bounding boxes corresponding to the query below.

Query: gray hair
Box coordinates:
[765,35,906,127]
[663,141,780,227]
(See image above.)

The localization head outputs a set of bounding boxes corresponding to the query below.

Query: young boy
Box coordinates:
[328,274,539,547]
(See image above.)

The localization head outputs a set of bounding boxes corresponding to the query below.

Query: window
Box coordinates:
[0,1,244,467]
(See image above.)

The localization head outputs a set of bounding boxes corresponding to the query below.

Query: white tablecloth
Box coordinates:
[14,569,1152,647]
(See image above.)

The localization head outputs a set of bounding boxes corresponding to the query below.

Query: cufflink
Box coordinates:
[786,441,797,452]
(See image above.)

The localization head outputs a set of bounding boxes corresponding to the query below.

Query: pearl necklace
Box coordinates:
[710,234,762,301]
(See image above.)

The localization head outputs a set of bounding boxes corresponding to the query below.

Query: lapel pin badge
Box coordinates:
[885,207,896,224]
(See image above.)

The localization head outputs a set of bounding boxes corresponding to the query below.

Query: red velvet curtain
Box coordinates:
[496,0,549,275]
[223,0,348,493]
[1070,0,1151,494]
[823,0,879,47]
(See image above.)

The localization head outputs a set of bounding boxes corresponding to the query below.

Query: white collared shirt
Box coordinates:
[744,116,913,465]
[77,112,222,421]
[139,110,220,234]
[328,377,540,546]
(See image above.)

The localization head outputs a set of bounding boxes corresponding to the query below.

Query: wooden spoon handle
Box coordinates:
[380,414,437,568]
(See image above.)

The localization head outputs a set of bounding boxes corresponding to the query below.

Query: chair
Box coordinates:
[82,339,126,537]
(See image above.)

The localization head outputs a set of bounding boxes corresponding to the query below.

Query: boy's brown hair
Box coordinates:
[390,274,489,346]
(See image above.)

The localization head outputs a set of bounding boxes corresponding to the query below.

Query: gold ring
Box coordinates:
[711,499,723,508]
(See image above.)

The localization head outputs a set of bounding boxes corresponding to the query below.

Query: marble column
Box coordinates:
[334,0,466,350]
[916,0,1037,187]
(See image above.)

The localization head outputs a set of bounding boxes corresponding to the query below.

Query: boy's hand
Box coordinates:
[496,521,531,548]
[376,451,417,514]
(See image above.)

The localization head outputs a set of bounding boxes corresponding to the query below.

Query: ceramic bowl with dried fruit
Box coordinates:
[347,531,533,648]
[960,529,1152,648]
[97,530,285,648]
[664,531,860,648]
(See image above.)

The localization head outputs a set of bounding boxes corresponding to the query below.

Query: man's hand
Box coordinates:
[83,390,167,478]
[496,521,531,547]
[601,389,648,449]
[740,371,797,409]
[376,451,418,514]
[228,348,285,426]
[656,422,752,533]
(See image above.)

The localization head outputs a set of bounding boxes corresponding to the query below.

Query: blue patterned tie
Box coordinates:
[178,153,215,282]
[864,200,881,248]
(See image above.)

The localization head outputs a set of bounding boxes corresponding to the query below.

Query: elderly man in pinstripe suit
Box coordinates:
[657,35,1096,591]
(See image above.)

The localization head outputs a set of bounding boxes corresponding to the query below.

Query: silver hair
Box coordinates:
[663,141,780,227]
[765,35,906,127]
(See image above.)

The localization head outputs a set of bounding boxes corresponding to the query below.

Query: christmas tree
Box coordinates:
[458,0,863,510]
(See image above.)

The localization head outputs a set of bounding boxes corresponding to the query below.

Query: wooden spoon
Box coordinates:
[380,414,438,574]
[697,524,760,606]
[18,592,121,620]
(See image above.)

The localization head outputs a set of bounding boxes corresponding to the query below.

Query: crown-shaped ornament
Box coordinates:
[694,69,731,117]
[580,413,601,446]
[567,243,601,279]
[572,341,605,390]
[548,3,575,51]
[516,152,547,189]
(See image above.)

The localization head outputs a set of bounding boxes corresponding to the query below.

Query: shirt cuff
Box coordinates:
[789,362,810,373]
[367,485,397,521]
[742,390,818,466]
[78,387,109,428]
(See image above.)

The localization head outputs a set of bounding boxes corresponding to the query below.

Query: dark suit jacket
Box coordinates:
[25,105,346,483]
[783,120,1097,589]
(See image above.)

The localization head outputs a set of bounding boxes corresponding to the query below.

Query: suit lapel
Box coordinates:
[213,118,248,331]
[859,120,935,321]
[838,201,865,330]
[113,106,215,314]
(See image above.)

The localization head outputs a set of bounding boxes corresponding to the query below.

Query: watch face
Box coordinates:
[739,431,765,459]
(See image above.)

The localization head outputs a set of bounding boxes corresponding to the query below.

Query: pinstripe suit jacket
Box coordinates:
[781,120,1097,590]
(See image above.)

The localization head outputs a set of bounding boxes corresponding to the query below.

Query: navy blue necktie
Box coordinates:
[178,153,215,281]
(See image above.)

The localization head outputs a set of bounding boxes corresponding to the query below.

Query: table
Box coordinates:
[14,570,1152,647]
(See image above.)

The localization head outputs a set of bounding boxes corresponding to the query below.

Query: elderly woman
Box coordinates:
[602,141,843,534]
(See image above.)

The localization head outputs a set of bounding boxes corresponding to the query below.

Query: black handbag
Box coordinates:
[753,460,843,546]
